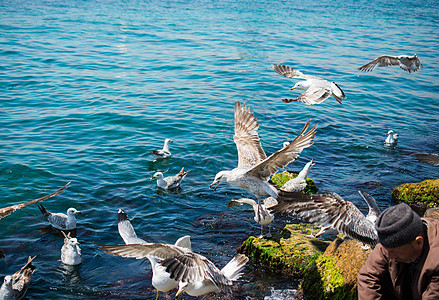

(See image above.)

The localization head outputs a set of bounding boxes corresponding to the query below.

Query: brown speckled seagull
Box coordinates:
[210,101,317,219]
[272,64,346,105]
[358,54,422,73]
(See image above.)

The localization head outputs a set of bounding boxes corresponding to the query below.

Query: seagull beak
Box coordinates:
[291,87,297,90]
[176,282,188,298]
[76,211,82,214]
[150,175,155,179]
[210,180,220,191]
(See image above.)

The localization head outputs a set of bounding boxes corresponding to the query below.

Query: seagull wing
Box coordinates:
[98,243,187,260]
[263,197,278,209]
[246,120,317,180]
[357,55,400,72]
[0,182,70,220]
[161,252,231,289]
[272,64,320,80]
[234,101,267,168]
[412,153,439,166]
[117,209,147,245]
[227,198,257,208]
[47,213,68,230]
[358,190,381,219]
[296,85,332,105]
[398,55,422,73]
[272,191,378,246]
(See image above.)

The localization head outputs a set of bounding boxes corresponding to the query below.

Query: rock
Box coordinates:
[300,238,371,300]
[271,171,318,194]
[392,179,439,213]
[238,224,329,278]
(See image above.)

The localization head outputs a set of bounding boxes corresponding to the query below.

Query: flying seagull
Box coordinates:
[271,189,381,247]
[38,204,81,230]
[227,196,278,238]
[385,130,399,146]
[61,231,82,266]
[150,167,188,190]
[0,256,36,300]
[358,54,422,73]
[272,64,346,105]
[0,182,70,220]
[150,138,173,160]
[98,243,248,298]
[411,153,439,166]
[210,101,317,219]
[117,209,192,299]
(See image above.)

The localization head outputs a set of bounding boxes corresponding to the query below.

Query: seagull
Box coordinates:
[98,243,248,298]
[150,167,188,190]
[38,204,81,230]
[61,231,82,266]
[0,256,36,300]
[210,101,317,220]
[385,130,399,146]
[358,54,422,73]
[116,209,192,300]
[0,182,70,220]
[411,153,439,166]
[272,64,346,105]
[150,138,173,160]
[271,189,381,247]
[227,197,278,238]
[281,160,315,192]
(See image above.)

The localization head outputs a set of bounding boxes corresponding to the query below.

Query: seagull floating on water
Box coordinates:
[358,54,422,73]
[271,189,381,247]
[272,64,346,105]
[385,130,399,146]
[210,101,317,219]
[281,160,315,193]
[151,167,188,190]
[61,231,82,266]
[0,256,36,300]
[117,209,192,299]
[150,138,173,160]
[98,243,248,298]
[0,182,70,220]
[227,196,278,238]
[38,204,81,230]
[411,153,439,166]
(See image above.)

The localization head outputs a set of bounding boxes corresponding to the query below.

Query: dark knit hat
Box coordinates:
[375,203,423,248]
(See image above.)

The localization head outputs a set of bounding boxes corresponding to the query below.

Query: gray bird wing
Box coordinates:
[246,120,317,180]
[0,182,70,220]
[98,243,187,261]
[357,55,400,72]
[272,64,321,80]
[296,85,331,105]
[234,101,267,168]
[412,153,439,166]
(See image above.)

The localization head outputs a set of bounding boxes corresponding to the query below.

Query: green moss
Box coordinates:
[392,179,439,211]
[271,171,318,194]
[238,224,328,277]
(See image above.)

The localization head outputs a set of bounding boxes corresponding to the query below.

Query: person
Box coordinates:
[357,203,439,299]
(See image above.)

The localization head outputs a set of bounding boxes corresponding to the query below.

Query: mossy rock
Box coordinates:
[392,179,439,212]
[300,238,371,300]
[271,171,318,194]
[238,224,329,277]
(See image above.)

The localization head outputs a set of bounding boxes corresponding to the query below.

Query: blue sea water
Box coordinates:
[1,0,438,298]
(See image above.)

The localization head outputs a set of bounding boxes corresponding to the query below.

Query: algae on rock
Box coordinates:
[392,179,439,212]
[238,224,329,278]
[300,238,371,300]
[271,171,318,194]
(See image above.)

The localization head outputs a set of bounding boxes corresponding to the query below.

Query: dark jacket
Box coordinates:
[357,218,439,300]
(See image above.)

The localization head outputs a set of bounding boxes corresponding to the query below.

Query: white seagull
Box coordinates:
[38,204,81,230]
[385,130,399,146]
[227,196,278,238]
[272,64,346,105]
[271,189,381,247]
[0,182,70,220]
[150,138,173,160]
[150,167,188,190]
[98,243,248,298]
[210,101,317,218]
[61,231,82,266]
[358,54,422,73]
[281,160,315,193]
[411,153,439,166]
[116,209,192,299]
[0,256,36,300]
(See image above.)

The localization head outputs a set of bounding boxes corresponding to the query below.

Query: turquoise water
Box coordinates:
[1,0,438,298]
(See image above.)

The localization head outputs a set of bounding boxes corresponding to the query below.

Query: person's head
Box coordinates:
[375,203,425,263]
